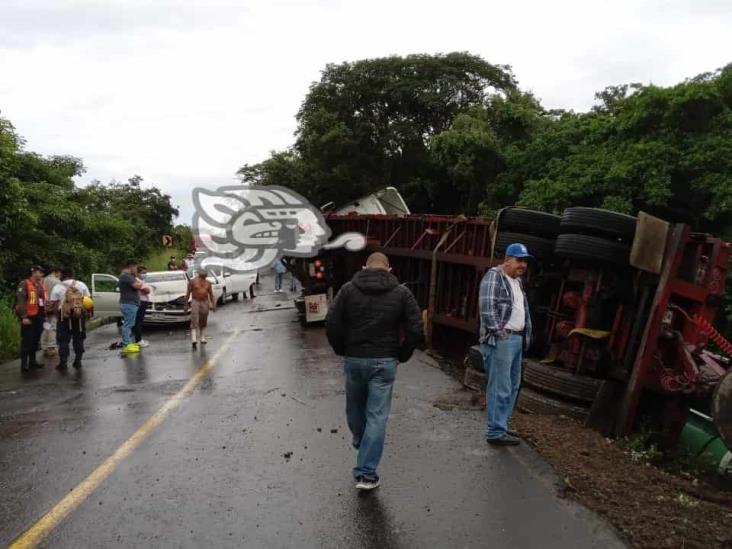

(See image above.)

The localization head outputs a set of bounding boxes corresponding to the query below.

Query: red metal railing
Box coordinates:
[326,214,497,336]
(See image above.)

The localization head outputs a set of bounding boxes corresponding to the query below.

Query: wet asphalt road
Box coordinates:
[0,281,624,548]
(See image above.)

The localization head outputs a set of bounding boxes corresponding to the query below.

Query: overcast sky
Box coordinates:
[1,0,730,222]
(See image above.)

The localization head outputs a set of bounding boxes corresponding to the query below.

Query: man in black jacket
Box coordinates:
[326,252,422,491]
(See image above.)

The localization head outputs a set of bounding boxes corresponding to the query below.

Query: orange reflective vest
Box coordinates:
[24,278,47,317]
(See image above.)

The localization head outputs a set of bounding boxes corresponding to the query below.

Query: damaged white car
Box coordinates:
[91,270,191,325]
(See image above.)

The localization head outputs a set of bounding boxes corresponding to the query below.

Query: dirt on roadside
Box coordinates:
[432,356,732,549]
[510,411,732,548]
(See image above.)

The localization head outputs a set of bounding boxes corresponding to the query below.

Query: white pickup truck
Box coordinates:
[201,263,257,303]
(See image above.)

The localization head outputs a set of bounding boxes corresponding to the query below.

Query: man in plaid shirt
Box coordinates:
[479,242,533,445]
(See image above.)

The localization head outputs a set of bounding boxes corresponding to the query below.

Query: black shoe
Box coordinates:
[192,341,197,349]
[355,475,381,491]
[21,362,29,372]
[507,429,521,437]
[56,362,68,371]
[487,434,521,446]
[72,360,82,369]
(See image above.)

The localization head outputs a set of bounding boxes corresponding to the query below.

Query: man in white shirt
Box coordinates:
[41,267,62,356]
[49,268,91,370]
[478,243,533,446]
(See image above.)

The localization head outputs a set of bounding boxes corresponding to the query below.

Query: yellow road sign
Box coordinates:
[162,235,173,247]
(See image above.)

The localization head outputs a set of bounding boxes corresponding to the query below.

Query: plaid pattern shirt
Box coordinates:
[479,266,532,349]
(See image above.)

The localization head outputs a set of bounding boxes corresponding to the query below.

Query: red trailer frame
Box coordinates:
[303,210,731,444]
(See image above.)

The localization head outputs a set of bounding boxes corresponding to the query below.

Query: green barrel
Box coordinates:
[678,409,732,475]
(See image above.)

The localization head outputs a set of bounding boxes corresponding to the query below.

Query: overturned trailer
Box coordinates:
[294,194,732,451]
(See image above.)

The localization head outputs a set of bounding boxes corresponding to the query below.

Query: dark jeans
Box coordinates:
[58,316,86,363]
[20,315,44,365]
[133,301,150,342]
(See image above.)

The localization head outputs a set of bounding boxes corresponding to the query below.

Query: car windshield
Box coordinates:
[145,272,187,283]
[186,269,217,282]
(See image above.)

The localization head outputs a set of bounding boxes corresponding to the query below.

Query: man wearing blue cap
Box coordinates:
[479,242,533,445]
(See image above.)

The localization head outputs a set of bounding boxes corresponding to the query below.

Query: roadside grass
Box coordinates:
[0,298,20,361]
[141,247,189,272]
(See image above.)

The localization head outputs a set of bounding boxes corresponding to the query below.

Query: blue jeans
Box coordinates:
[274,272,284,290]
[481,335,523,438]
[120,303,139,345]
[344,357,398,480]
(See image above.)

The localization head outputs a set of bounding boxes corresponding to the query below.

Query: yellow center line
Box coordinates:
[9,328,241,549]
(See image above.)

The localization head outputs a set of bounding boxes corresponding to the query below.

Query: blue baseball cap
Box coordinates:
[505,243,532,258]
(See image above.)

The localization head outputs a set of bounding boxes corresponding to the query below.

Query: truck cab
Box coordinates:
[294,187,411,325]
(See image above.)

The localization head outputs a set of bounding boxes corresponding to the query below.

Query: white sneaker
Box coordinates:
[355,477,381,491]
[138,340,150,348]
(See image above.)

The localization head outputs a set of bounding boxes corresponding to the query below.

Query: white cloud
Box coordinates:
[1,0,730,222]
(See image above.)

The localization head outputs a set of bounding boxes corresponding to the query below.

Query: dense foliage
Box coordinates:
[238,53,543,214]
[240,54,732,236]
[510,70,732,233]
[0,117,179,291]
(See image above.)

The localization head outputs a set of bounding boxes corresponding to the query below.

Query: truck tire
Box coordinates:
[517,387,590,421]
[712,370,732,450]
[554,233,631,265]
[499,208,561,237]
[495,232,555,259]
[560,207,637,241]
[523,360,603,404]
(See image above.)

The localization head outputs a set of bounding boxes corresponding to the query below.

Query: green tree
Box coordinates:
[0,113,180,291]
[511,64,732,232]
[429,109,503,214]
[239,52,539,213]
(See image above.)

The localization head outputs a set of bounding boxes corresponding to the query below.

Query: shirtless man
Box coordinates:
[184,268,216,348]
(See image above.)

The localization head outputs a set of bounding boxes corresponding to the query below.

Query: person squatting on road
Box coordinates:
[41,266,61,357]
[325,252,422,491]
[133,265,152,348]
[15,266,47,372]
[119,259,143,354]
[185,268,216,349]
[49,268,91,370]
[479,243,533,446]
